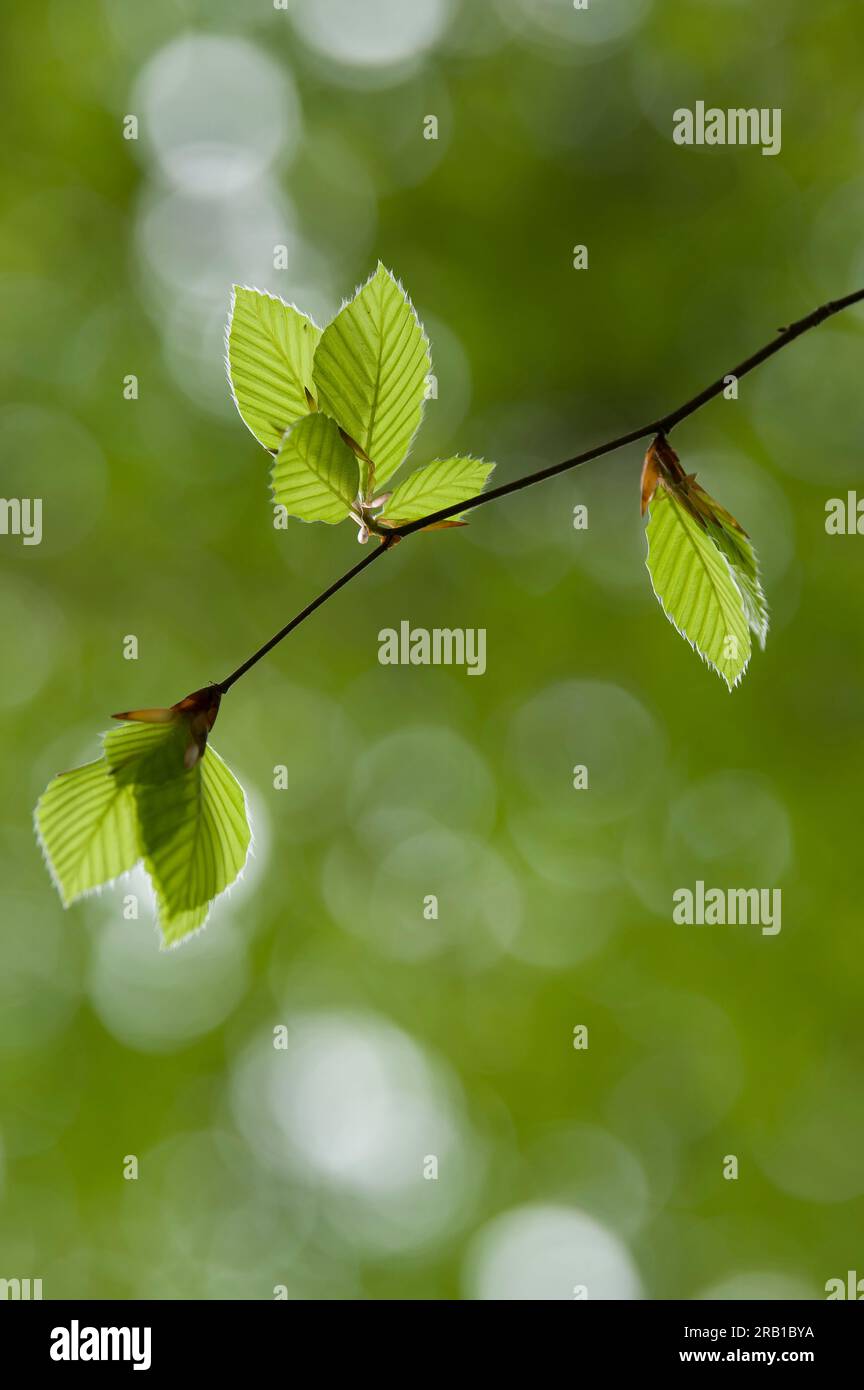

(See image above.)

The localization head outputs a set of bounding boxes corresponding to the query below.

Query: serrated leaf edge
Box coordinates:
[34,737,254,950]
[225,283,323,453]
[645,495,752,693]
[312,262,432,493]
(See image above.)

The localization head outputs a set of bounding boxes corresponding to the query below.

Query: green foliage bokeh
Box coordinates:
[1,0,863,1300]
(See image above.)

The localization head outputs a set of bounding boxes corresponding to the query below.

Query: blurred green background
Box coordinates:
[2,0,864,1301]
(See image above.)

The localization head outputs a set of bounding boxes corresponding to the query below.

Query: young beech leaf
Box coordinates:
[36,719,181,907]
[312,263,431,494]
[35,757,140,906]
[36,717,183,911]
[103,713,188,781]
[272,413,360,524]
[127,728,251,948]
[379,456,495,526]
[697,497,769,648]
[642,436,769,654]
[645,488,751,690]
[36,704,251,947]
[227,286,321,452]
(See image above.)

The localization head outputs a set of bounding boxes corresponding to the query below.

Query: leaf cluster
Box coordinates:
[36,699,250,946]
[227,264,494,538]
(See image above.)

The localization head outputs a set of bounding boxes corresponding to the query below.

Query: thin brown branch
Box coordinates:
[218,538,394,693]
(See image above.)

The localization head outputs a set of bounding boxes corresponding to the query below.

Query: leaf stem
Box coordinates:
[218,287,864,691]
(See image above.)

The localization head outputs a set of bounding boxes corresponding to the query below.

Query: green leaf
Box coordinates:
[380,456,494,524]
[36,720,181,905]
[35,757,140,905]
[312,263,431,493]
[103,717,183,778]
[227,285,321,452]
[271,413,360,524]
[641,437,769,656]
[36,718,251,946]
[132,737,251,947]
[645,488,751,690]
[703,515,769,649]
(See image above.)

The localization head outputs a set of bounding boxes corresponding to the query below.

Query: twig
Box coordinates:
[218,287,864,692]
[219,539,393,693]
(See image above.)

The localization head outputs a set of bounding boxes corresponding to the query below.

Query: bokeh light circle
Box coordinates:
[507,680,665,826]
[134,34,301,194]
[231,1009,483,1254]
[291,0,452,73]
[464,1203,642,1299]
[88,894,250,1052]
